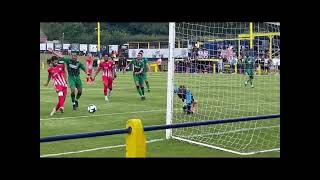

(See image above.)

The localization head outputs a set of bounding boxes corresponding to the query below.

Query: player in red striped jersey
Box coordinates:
[93,54,115,102]
[44,57,68,116]
[86,53,94,84]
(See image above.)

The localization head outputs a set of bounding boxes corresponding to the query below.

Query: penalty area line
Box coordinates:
[40,138,164,157]
[40,109,166,121]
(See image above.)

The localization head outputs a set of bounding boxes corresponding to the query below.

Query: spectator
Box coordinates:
[260,55,265,72]
[237,57,243,74]
[231,55,237,74]
[68,46,71,55]
[111,50,116,59]
[218,58,223,73]
[156,56,162,72]
[264,56,269,74]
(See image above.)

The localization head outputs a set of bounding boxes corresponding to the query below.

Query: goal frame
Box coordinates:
[165,22,280,155]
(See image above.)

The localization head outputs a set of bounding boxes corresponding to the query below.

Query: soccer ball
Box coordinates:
[88,104,97,113]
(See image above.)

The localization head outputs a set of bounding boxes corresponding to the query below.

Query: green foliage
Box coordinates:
[40,23,169,45]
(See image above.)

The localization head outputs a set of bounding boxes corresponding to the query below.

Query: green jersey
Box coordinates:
[132,59,145,76]
[244,57,254,70]
[142,58,148,72]
[62,57,86,77]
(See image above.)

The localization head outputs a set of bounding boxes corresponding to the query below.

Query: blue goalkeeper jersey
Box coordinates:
[174,87,194,104]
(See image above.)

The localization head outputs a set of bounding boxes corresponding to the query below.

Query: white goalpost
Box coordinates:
[166,22,280,155]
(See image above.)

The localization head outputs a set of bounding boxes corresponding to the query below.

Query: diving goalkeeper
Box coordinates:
[174,85,197,114]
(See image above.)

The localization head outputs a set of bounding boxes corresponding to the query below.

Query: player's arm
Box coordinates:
[93,65,101,80]
[124,60,132,72]
[48,48,64,58]
[64,64,68,84]
[79,62,87,74]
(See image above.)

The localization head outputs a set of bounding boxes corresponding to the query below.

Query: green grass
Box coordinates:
[40,54,280,158]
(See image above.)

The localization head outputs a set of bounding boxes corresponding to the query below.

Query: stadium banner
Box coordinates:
[198,50,209,59]
[54,43,62,51]
[46,42,54,50]
[129,48,188,58]
[63,44,71,50]
[272,58,280,66]
[89,44,98,52]
[109,45,119,54]
[71,43,80,51]
[40,43,46,51]
[80,44,88,52]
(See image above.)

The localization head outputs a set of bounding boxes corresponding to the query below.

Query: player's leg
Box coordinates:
[186,103,192,114]
[134,75,142,97]
[75,78,83,107]
[244,71,249,86]
[60,87,67,113]
[192,100,198,113]
[182,99,187,113]
[86,76,90,83]
[90,74,94,83]
[102,76,109,102]
[250,75,254,88]
[144,73,150,92]
[69,78,77,110]
[51,89,64,116]
[139,77,145,100]
[108,77,113,97]
[87,73,92,84]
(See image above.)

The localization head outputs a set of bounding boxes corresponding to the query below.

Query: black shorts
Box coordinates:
[119,60,127,67]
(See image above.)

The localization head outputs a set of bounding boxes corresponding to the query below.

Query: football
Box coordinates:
[88,104,97,113]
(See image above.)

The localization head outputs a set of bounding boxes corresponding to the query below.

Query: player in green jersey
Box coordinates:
[50,50,88,110]
[125,52,146,100]
[244,54,255,88]
[139,50,151,92]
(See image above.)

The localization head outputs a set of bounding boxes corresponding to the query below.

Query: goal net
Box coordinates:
[166,22,280,155]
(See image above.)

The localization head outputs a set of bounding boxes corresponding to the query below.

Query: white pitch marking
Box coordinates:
[179,125,280,138]
[40,109,167,121]
[40,138,164,157]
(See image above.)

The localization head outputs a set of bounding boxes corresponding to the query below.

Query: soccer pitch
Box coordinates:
[40,54,280,157]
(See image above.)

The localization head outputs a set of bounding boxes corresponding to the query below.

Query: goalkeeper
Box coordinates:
[174,85,197,114]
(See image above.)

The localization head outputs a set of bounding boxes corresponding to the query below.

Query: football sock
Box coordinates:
[145,81,150,90]
[76,92,82,100]
[136,86,142,96]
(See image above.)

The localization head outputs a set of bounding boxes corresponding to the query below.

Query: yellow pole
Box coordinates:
[235,63,237,74]
[213,64,216,74]
[126,119,146,158]
[158,42,161,49]
[178,40,180,48]
[97,22,100,55]
[147,42,150,49]
[269,36,273,59]
[250,22,253,49]
[42,62,44,70]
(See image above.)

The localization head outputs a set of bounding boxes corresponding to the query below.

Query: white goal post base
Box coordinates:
[172,136,280,155]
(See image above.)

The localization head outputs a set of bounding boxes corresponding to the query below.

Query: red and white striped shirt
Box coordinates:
[86,57,93,70]
[98,61,114,78]
[48,64,67,87]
